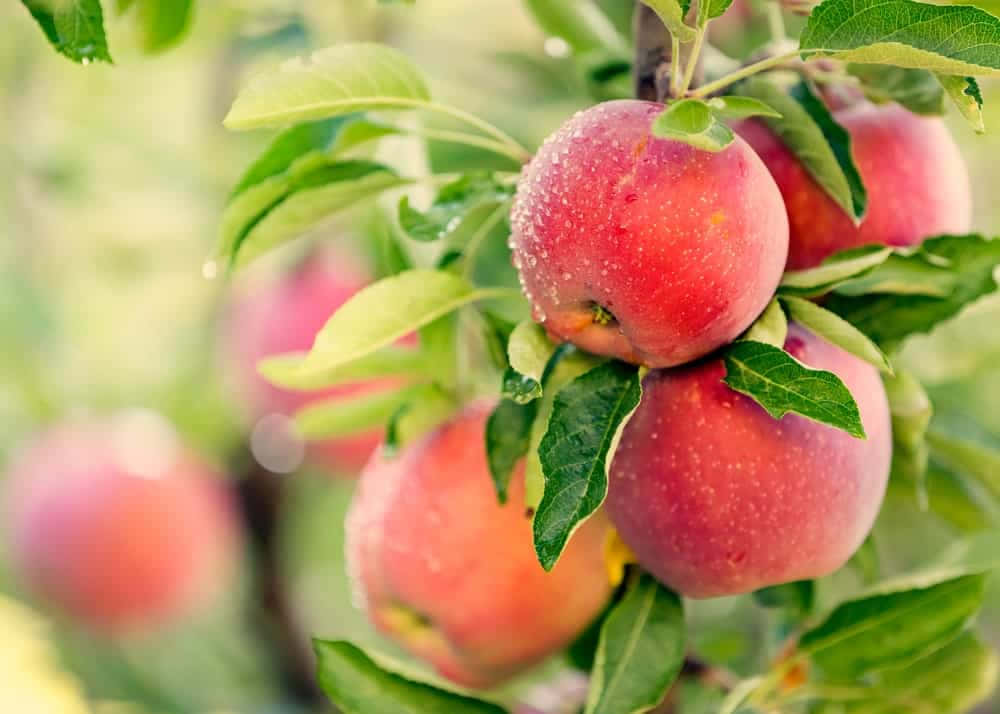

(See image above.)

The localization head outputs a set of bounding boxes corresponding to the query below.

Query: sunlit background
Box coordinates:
[2,1,1000,712]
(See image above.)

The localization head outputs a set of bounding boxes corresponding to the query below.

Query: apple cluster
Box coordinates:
[346,95,970,687]
[510,97,968,598]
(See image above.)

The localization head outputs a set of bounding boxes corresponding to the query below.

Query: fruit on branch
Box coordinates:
[346,403,613,688]
[510,100,789,368]
[737,102,971,270]
[4,413,240,634]
[606,324,891,598]
[222,250,406,473]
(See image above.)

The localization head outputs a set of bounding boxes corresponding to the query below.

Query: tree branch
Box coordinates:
[235,454,325,708]
[634,2,672,101]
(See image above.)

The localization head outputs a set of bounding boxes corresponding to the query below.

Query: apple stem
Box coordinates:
[767,1,788,43]
[688,50,802,98]
[677,24,708,97]
[670,37,683,98]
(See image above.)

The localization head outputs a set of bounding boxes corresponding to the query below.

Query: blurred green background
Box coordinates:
[2,1,1000,712]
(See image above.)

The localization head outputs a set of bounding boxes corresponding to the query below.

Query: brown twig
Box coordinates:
[681,654,740,691]
[634,3,672,101]
[234,454,326,708]
[634,2,706,101]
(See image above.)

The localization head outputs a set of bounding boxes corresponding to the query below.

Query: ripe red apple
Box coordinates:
[606,324,892,598]
[347,403,613,688]
[510,99,789,368]
[4,413,240,634]
[737,102,971,269]
[222,251,404,473]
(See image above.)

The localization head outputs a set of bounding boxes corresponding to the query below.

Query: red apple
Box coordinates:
[222,251,404,473]
[5,413,240,634]
[737,102,971,269]
[510,99,789,368]
[347,403,613,688]
[606,324,892,597]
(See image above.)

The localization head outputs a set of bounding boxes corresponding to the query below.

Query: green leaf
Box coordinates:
[258,347,426,391]
[795,530,1000,679]
[533,361,642,570]
[833,253,958,297]
[927,428,1000,502]
[797,574,987,680]
[706,95,782,120]
[753,580,815,615]
[224,43,431,130]
[825,235,1000,350]
[485,399,537,504]
[219,156,405,266]
[779,245,893,297]
[416,313,458,389]
[789,80,867,221]
[584,575,685,714]
[521,0,629,54]
[568,599,615,672]
[383,386,457,452]
[226,162,407,268]
[800,0,1000,77]
[639,0,697,42]
[847,64,946,115]
[740,78,866,223]
[723,341,866,438]
[849,535,880,584]
[295,384,431,439]
[501,367,543,404]
[439,200,511,268]
[231,116,395,199]
[651,99,736,152]
[938,75,985,133]
[398,173,513,243]
[371,209,414,278]
[295,270,513,380]
[524,350,599,512]
[919,461,998,533]
[835,633,999,714]
[706,0,735,21]
[134,0,193,53]
[501,321,557,404]
[740,298,788,347]
[21,0,111,63]
[885,369,933,506]
[781,296,892,373]
[313,640,507,714]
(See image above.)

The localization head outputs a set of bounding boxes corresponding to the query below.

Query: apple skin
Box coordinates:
[737,102,972,270]
[222,252,403,473]
[606,324,892,598]
[4,420,240,634]
[510,99,789,368]
[346,403,613,689]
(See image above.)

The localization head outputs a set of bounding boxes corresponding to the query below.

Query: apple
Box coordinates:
[510,99,789,368]
[606,324,892,597]
[347,403,613,688]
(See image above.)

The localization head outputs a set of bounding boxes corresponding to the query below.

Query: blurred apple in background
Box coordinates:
[4,410,241,635]
[222,248,409,475]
